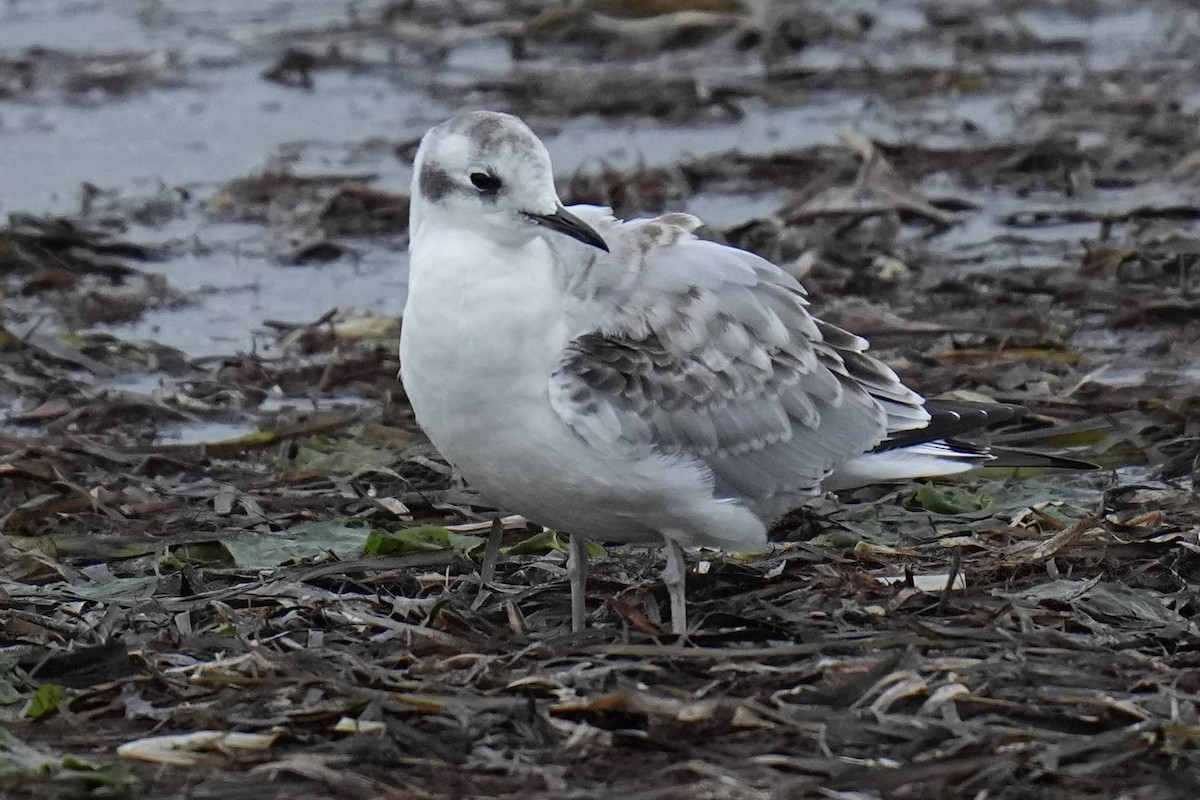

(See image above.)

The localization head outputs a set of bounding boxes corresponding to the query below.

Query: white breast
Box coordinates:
[401,230,573,492]
[399,226,767,550]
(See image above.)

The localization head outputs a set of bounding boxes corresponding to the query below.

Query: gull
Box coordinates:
[401,111,1010,634]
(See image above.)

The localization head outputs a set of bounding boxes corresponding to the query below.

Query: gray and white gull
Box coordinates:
[400,110,1003,634]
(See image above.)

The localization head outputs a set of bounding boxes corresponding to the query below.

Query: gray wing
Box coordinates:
[548,209,931,500]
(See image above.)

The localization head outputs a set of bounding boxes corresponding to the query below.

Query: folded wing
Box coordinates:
[548,208,934,501]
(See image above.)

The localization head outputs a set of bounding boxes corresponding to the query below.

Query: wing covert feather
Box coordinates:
[549,209,930,499]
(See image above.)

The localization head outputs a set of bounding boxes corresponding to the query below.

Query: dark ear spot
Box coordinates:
[419,164,456,201]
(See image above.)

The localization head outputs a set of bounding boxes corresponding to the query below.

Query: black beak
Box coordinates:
[526,206,609,252]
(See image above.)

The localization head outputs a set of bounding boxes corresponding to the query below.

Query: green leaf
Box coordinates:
[909,483,992,515]
[364,526,481,555]
[811,528,866,549]
[291,431,402,475]
[498,529,605,556]
[505,528,564,555]
[224,522,370,568]
[584,540,607,558]
[21,684,60,720]
[59,761,132,787]
[170,541,236,568]
[0,729,133,787]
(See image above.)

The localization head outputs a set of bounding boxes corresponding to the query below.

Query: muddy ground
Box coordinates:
[3,1,1200,798]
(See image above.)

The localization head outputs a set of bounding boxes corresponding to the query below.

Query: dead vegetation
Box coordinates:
[3,0,1200,797]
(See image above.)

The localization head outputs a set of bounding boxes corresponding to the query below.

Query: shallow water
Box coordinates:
[4,0,1200,439]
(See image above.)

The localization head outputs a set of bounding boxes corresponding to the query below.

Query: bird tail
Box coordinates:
[823,441,990,492]
[823,439,1097,492]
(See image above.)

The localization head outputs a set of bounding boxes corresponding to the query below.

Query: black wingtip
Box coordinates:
[873,400,1098,470]
[874,400,1026,452]
[984,448,1101,471]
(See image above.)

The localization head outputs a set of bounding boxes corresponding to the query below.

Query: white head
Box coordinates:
[410,110,608,252]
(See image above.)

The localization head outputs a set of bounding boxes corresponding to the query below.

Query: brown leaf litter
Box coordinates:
[4,0,1200,798]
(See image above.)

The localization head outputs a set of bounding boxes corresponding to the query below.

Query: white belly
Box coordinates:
[399,229,767,549]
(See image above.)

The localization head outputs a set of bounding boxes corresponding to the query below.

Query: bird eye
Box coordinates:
[470,172,502,194]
